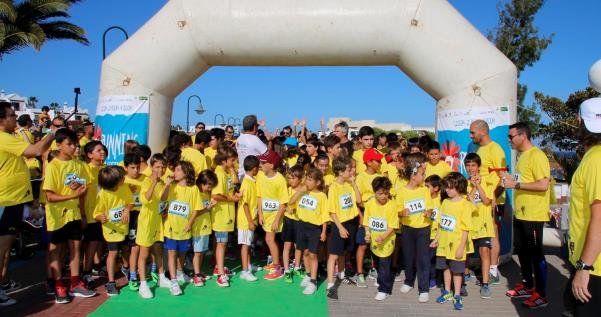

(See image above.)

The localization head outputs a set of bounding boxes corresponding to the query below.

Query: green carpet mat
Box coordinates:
[89,267,327,317]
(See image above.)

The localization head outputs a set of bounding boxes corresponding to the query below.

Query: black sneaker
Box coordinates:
[0,290,17,306]
[46,280,56,296]
[70,281,97,298]
[460,284,468,297]
[55,286,71,304]
[326,286,338,300]
[106,282,119,297]
[0,279,21,293]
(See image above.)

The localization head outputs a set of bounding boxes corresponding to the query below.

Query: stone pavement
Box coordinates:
[328,248,571,317]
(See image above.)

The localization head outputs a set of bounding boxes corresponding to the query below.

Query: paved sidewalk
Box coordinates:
[329,249,571,317]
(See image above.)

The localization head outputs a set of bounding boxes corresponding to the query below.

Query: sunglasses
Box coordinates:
[507,133,521,140]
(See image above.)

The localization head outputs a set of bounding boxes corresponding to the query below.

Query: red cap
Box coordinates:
[257,150,281,166]
[363,148,384,164]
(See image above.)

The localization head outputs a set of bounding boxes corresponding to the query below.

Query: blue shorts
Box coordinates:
[215,231,229,243]
[164,237,191,252]
[193,235,210,253]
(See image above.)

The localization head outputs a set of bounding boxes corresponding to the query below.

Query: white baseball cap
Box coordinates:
[580,97,601,133]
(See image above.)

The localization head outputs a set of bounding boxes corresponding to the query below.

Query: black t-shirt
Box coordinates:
[340,140,354,157]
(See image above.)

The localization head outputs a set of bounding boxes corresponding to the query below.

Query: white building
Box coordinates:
[1,90,90,124]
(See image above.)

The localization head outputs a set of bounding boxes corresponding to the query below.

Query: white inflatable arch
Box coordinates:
[98,0,517,152]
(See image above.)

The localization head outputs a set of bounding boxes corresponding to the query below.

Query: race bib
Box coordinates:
[64,172,86,186]
[262,199,280,212]
[472,191,481,204]
[340,193,353,210]
[168,200,190,218]
[202,199,210,209]
[226,177,233,192]
[405,198,426,215]
[368,217,387,232]
[431,208,439,221]
[299,195,317,211]
[440,214,457,232]
[108,206,124,223]
[133,193,142,208]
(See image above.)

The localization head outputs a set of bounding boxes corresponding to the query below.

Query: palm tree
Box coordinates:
[0,0,89,58]
[27,95,37,108]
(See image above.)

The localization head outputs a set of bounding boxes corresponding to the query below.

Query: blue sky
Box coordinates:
[1,0,600,132]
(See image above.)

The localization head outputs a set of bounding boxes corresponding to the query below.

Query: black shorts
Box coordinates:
[281,217,298,243]
[436,257,466,274]
[47,220,82,244]
[0,203,25,235]
[355,226,367,245]
[83,222,103,242]
[328,217,358,256]
[296,221,321,254]
[127,210,140,244]
[107,240,127,251]
[473,237,492,249]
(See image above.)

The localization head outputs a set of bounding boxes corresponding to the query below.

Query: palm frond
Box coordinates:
[0,0,16,22]
[39,20,88,45]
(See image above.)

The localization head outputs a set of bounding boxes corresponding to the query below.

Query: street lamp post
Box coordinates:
[214,114,225,127]
[102,26,129,60]
[187,95,204,132]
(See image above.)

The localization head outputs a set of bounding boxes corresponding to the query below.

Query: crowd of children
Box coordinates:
[8,116,508,312]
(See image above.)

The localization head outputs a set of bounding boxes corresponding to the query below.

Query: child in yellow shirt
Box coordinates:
[363,177,400,301]
[123,152,147,290]
[295,168,328,295]
[43,128,96,303]
[161,161,203,295]
[191,170,217,287]
[432,172,475,310]
[93,166,134,296]
[283,165,305,283]
[238,156,260,282]
[211,147,240,287]
[257,150,289,281]
[425,174,442,290]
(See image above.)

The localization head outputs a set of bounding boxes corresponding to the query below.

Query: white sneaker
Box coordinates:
[169,280,182,296]
[239,270,258,282]
[374,280,379,287]
[400,284,413,293]
[176,272,188,285]
[138,283,153,299]
[303,282,317,295]
[418,292,429,303]
[374,292,389,301]
[159,275,172,288]
[300,276,311,288]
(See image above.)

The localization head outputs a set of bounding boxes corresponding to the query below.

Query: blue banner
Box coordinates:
[96,95,149,165]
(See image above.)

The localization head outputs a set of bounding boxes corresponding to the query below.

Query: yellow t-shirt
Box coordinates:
[286,187,300,221]
[352,148,389,174]
[181,147,208,176]
[257,172,289,232]
[192,191,212,237]
[363,199,400,257]
[395,185,433,229]
[83,163,103,223]
[568,145,601,277]
[141,166,152,177]
[125,174,147,211]
[467,175,496,239]
[15,128,34,144]
[0,131,33,206]
[384,163,399,181]
[430,194,442,240]
[211,165,235,232]
[286,155,298,168]
[514,147,551,221]
[477,141,506,204]
[79,136,90,148]
[136,177,166,247]
[93,184,133,242]
[324,174,336,188]
[425,161,452,179]
[391,175,408,200]
[327,181,359,223]
[356,171,381,203]
[237,176,258,230]
[43,158,88,231]
[205,147,217,169]
[296,191,328,226]
[436,197,475,261]
[164,184,202,240]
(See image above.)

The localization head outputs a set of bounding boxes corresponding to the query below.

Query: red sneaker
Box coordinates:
[216,274,229,287]
[264,266,284,280]
[505,282,533,298]
[264,263,277,271]
[213,266,233,276]
[192,275,205,287]
[522,292,548,309]
[55,286,71,304]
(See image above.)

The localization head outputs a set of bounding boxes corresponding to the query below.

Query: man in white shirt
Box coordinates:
[236,115,267,179]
